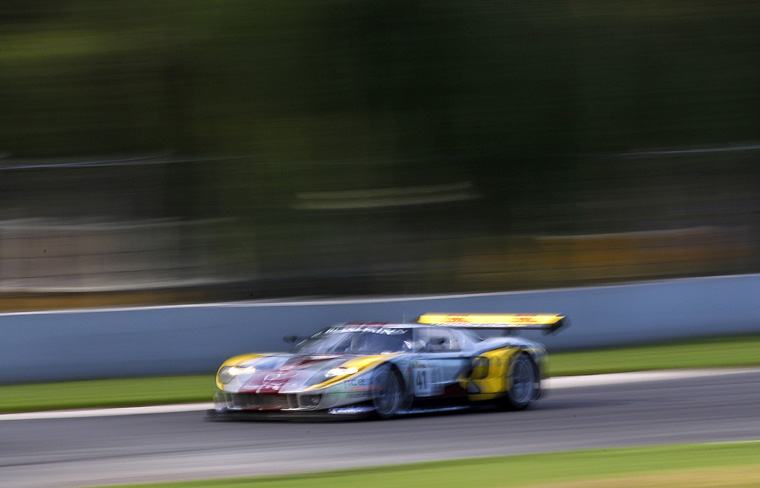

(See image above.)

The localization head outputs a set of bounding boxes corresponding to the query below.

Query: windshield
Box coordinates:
[294,327,413,355]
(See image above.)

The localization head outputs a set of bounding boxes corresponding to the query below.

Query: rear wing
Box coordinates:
[417,313,566,334]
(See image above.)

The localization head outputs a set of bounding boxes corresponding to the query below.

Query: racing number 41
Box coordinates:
[414,364,441,397]
[416,368,427,391]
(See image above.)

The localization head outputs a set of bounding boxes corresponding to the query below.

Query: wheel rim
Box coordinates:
[509,356,535,405]
[373,368,400,417]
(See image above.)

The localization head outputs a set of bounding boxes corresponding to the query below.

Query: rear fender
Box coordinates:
[465,347,520,401]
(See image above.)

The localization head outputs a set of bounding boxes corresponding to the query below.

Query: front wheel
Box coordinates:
[504,353,539,410]
[372,366,405,419]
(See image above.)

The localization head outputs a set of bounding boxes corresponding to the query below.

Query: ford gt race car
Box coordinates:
[208,313,566,420]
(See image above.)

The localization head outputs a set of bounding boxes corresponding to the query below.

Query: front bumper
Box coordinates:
[206,404,376,421]
[211,389,377,420]
[214,391,321,410]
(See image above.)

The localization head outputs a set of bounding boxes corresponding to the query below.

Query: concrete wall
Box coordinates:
[2,274,759,383]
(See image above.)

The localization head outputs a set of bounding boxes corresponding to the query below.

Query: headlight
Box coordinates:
[218,365,257,384]
[325,366,359,378]
[304,394,322,407]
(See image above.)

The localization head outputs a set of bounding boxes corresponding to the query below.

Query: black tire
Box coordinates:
[372,365,405,419]
[504,353,539,410]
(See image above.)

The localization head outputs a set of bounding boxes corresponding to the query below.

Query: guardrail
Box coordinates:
[1,274,759,383]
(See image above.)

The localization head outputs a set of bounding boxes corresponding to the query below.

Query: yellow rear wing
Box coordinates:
[417,313,566,334]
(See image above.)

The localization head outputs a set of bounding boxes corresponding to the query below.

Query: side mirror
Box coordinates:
[283,335,303,345]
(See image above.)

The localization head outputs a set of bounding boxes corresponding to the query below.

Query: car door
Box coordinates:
[411,328,470,398]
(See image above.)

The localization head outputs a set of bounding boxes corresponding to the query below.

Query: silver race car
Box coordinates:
[209,313,566,420]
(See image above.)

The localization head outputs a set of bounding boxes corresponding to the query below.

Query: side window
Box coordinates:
[416,328,461,352]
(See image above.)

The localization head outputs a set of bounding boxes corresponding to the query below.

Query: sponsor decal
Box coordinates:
[325,326,408,335]
[332,377,372,393]
[344,377,369,388]
[418,313,562,327]
[243,370,299,394]
[263,371,295,382]
[328,406,375,415]
[327,390,369,400]
[444,316,468,323]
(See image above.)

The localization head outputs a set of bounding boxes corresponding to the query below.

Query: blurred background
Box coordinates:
[2,0,759,311]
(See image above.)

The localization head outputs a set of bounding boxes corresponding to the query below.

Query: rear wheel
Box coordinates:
[504,353,539,410]
[372,366,405,419]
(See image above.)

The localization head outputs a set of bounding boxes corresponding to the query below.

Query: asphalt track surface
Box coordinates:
[3,369,760,488]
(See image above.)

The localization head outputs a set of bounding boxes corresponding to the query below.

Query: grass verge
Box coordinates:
[92,441,760,488]
[547,333,760,376]
[2,334,759,413]
[0,375,214,413]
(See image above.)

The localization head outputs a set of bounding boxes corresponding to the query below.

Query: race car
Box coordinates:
[208,313,566,420]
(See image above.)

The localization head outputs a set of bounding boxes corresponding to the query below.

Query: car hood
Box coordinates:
[219,353,391,394]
